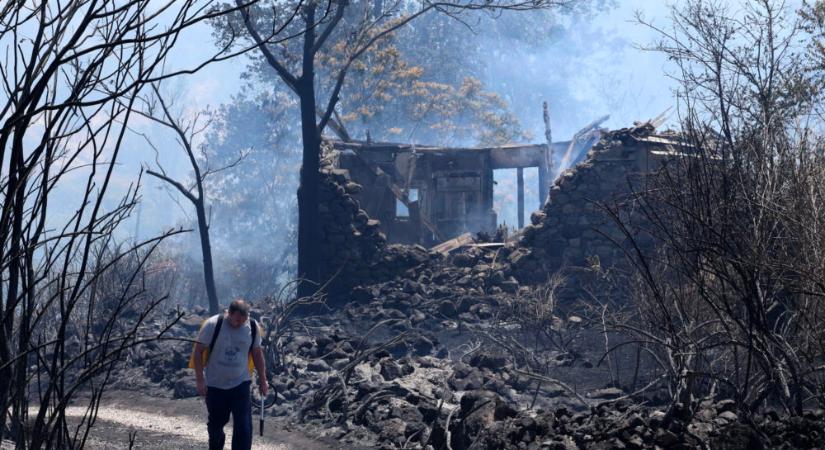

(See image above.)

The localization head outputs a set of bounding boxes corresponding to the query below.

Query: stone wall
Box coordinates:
[509,124,671,286]
[319,159,431,297]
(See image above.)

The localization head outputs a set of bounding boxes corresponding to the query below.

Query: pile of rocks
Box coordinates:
[449,396,825,450]
[257,289,825,450]
[258,307,592,448]
[114,262,825,449]
[109,126,825,448]
[112,307,207,399]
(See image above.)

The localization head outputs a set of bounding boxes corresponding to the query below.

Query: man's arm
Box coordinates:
[194,342,207,397]
[252,346,268,396]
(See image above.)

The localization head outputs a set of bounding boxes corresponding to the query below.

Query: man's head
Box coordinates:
[226,299,250,328]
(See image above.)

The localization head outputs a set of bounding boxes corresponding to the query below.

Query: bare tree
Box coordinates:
[598,0,825,418]
[0,1,299,447]
[133,84,247,315]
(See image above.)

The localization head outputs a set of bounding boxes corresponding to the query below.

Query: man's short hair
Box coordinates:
[228,298,250,315]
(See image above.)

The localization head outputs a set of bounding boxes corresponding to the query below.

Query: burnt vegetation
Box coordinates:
[3,0,825,449]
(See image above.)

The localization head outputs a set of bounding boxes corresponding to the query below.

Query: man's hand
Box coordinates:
[259,377,269,397]
[196,377,207,397]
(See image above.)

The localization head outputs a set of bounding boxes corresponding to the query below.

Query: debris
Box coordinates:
[431,233,475,255]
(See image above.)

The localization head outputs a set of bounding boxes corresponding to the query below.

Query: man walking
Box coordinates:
[193,299,268,450]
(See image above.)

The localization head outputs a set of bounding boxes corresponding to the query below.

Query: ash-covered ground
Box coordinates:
[110,239,825,449]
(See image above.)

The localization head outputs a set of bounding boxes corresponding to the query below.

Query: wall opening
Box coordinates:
[395,188,418,217]
[493,167,539,229]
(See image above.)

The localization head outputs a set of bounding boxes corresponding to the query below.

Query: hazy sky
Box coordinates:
[133,1,678,132]
[171,0,679,137]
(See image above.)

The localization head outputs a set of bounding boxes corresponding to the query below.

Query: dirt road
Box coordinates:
[65,391,340,449]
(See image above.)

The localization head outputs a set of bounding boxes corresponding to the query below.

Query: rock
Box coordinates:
[307,359,331,372]
[355,381,381,401]
[411,336,435,356]
[378,418,407,446]
[450,368,484,391]
[508,249,529,265]
[454,253,477,268]
[315,335,334,352]
[623,434,644,449]
[648,410,666,427]
[178,314,205,332]
[469,303,493,320]
[389,400,424,425]
[459,390,497,416]
[469,352,508,371]
[386,340,409,359]
[715,399,736,413]
[670,402,693,422]
[173,377,198,399]
[438,301,458,318]
[494,401,517,420]
[344,181,362,194]
[589,387,624,400]
[500,277,519,293]
[457,391,499,445]
[654,429,679,447]
[709,422,766,450]
[380,359,404,381]
[718,410,738,422]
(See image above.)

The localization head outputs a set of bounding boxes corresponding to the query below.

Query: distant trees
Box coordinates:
[600,0,825,417]
[203,91,301,298]
[0,1,288,447]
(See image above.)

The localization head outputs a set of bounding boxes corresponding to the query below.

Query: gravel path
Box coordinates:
[62,391,340,449]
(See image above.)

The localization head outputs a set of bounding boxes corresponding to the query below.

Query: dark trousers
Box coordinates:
[206,380,252,450]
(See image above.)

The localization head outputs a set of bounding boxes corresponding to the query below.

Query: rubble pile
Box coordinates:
[450,397,825,450]
[111,307,207,399]
[114,292,825,449]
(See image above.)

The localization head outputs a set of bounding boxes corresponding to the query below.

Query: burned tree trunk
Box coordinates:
[296,4,323,299]
[138,83,243,315]
[195,201,220,314]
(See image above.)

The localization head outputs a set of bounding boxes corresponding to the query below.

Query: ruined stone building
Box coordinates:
[328,133,601,246]
[318,122,689,295]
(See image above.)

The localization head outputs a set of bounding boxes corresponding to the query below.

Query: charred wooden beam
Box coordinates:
[517,167,525,229]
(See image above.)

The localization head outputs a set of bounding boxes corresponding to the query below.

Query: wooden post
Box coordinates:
[538,164,549,207]
[517,167,525,228]
[541,101,553,206]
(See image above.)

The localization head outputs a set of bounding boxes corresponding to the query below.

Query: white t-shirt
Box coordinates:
[196,314,262,389]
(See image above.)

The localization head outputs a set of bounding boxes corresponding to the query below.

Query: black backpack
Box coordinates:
[190,315,259,370]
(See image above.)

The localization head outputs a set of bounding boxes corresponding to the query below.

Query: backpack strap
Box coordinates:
[209,314,224,356]
[248,318,258,355]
